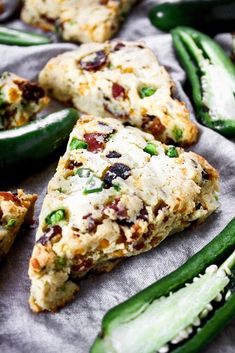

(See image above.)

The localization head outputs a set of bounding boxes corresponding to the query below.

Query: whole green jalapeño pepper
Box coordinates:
[90,218,235,353]
[149,0,235,35]
[0,108,79,170]
[172,27,235,137]
[0,26,51,46]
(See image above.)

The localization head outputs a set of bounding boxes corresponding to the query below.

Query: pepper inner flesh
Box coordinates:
[178,31,235,122]
[100,250,235,353]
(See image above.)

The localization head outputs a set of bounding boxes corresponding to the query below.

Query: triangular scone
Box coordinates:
[29,115,218,312]
[0,190,37,259]
[39,41,198,146]
[21,0,137,43]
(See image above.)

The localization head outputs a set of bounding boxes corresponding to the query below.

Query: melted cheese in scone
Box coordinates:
[39,41,198,146]
[29,115,219,312]
[21,0,137,43]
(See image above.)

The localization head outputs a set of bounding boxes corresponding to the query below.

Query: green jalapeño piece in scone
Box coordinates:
[28,115,219,313]
[21,0,137,43]
[0,72,49,130]
[0,190,37,259]
[39,41,198,146]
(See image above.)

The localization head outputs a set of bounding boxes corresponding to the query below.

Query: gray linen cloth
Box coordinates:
[0,1,235,352]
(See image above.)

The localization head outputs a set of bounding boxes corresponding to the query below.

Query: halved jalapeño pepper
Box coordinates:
[172,27,235,137]
[149,0,235,35]
[90,218,235,353]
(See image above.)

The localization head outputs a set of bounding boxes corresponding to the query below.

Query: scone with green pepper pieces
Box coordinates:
[29,115,219,312]
[0,72,49,130]
[0,190,37,259]
[39,41,198,146]
[21,0,137,43]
